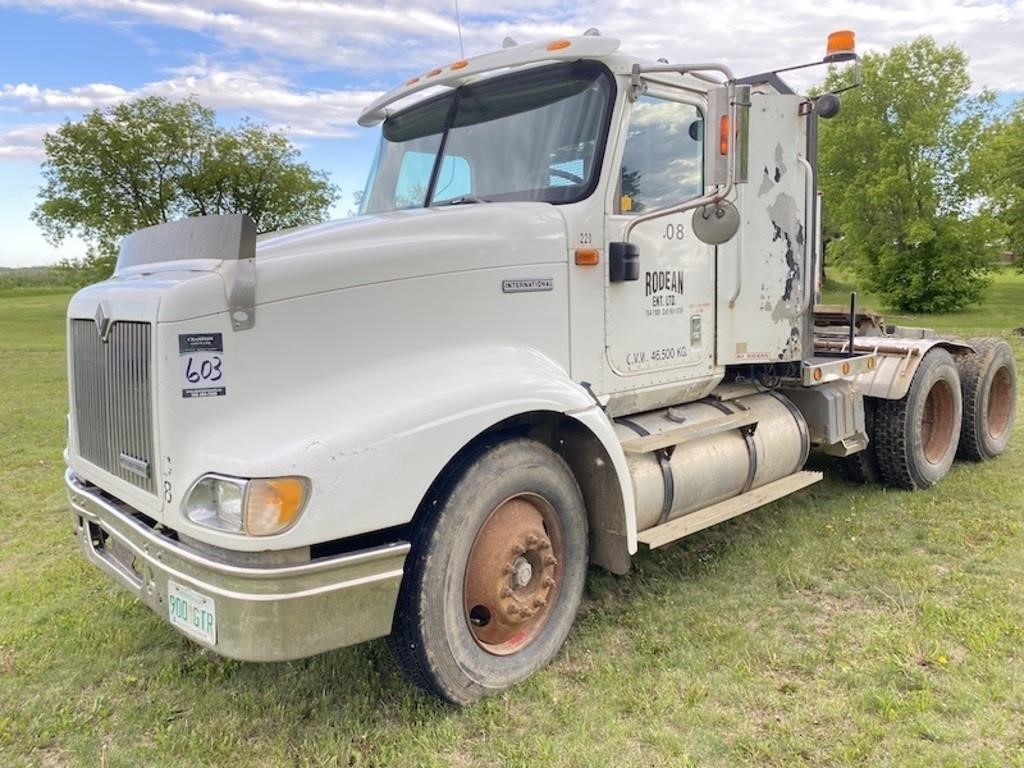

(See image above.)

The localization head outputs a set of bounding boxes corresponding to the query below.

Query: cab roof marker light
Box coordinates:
[451,60,469,71]
[547,39,572,51]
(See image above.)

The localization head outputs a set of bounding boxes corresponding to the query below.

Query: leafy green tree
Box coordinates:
[33,96,339,284]
[817,37,996,312]
[974,99,1024,269]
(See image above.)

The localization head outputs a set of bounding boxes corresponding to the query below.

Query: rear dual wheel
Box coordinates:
[956,338,1017,461]
[873,348,962,490]
[387,439,587,705]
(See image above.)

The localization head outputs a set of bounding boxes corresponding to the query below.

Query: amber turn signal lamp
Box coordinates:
[245,477,309,536]
[575,248,600,266]
[547,39,572,51]
[824,30,856,63]
[719,116,730,155]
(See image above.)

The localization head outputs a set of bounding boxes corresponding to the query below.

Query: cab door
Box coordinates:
[603,88,717,396]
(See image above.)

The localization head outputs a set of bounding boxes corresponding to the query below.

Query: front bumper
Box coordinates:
[66,469,409,661]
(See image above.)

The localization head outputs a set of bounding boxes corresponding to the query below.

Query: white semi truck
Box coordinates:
[65,31,1017,704]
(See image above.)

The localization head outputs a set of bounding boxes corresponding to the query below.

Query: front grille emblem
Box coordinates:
[94,302,112,342]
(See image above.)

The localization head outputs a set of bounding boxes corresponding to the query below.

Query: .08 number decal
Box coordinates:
[663,223,686,240]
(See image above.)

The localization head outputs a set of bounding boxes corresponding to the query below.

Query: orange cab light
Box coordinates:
[813,368,823,382]
[406,76,420,85]
[574,248,600,266]
[547,39,572,51]
[427,67,443,77]
[841,361,851,375]
[824,30,856,62]
[451,60,469,70]
[719,116,730,155]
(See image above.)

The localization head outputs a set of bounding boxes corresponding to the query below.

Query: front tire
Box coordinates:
[874,348,963,490]
[387,438,588,705]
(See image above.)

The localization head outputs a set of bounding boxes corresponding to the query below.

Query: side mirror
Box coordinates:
[692,201,740,245]
[814,93,841,119]
[705,85,750,187]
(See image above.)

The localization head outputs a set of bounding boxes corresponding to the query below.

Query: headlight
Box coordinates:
[183,474,310,536]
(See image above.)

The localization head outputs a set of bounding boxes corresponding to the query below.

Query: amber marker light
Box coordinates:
[575,248,600,266]
[406,76,420,85]
[719,116,730,155]
[842,361,851,375]
[547,39,572,51]
[244,477,309,536]
[451,60,469,70]
[427,67,443,77]
[813,368,823,382]
[824,30,856,63]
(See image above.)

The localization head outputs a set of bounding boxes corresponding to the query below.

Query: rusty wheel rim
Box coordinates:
[987,366,1013,440]
[921,380,956,464]
[463,494,564,656]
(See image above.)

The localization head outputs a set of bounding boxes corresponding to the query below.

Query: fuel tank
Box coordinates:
[614,392,809,532]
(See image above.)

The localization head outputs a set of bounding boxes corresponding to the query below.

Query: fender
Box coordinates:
[852,337,973,400]
[168,344,637,554]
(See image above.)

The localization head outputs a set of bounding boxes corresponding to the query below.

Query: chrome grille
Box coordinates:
[70,319,156,494]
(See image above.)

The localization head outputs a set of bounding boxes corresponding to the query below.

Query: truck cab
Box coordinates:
[65,32,1017,705]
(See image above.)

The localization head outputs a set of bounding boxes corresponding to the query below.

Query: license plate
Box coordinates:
[167,580,217,646]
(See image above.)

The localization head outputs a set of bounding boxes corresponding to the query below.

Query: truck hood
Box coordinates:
[252,203,570,305]
[68,203,570,324]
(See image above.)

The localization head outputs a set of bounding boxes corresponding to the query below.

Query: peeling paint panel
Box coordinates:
[716,92,808,364]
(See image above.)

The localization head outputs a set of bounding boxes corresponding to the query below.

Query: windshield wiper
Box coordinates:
[442,195,488,206]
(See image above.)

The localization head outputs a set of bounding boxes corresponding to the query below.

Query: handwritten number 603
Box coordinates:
[185,356,223,383]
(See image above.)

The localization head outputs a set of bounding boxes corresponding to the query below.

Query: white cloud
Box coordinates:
[1,0,1021,91]
[0,62,381,152]
[2,83,128,112]
[0,124,59,160]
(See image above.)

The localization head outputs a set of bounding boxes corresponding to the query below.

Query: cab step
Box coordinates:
[636,470,823,548]
[619,410,760,454]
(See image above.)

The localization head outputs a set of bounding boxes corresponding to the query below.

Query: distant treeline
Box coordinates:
[0,266,75,290]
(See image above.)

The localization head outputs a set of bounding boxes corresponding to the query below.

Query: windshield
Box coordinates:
[361,61,614,213]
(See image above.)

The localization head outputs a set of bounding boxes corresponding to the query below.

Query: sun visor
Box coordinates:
[115,214,258,331]
[116,214,257,274]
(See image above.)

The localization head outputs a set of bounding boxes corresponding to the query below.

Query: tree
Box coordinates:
[33,96,338,283]
[974,99,1024,269]
[817,37,996,312]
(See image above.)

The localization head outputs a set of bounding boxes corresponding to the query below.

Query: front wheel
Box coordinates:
[387,438,588,705]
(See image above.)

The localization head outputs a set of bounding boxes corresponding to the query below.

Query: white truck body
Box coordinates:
[64,33,1016,702]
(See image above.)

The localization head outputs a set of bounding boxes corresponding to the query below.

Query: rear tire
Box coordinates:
[387,438,587,705]
[874,348,962,490]
[840,398,881,483]
[956,338,1017,461]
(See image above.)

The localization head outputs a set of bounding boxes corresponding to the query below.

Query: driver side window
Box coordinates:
[617,95,704,214]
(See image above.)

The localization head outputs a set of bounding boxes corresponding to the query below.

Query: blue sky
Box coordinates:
[1,0,1022,267]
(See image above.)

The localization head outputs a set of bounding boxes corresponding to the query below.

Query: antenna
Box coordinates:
[453,0,465,59]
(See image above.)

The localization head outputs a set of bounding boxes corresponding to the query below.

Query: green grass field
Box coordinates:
[1,275,1022,768]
